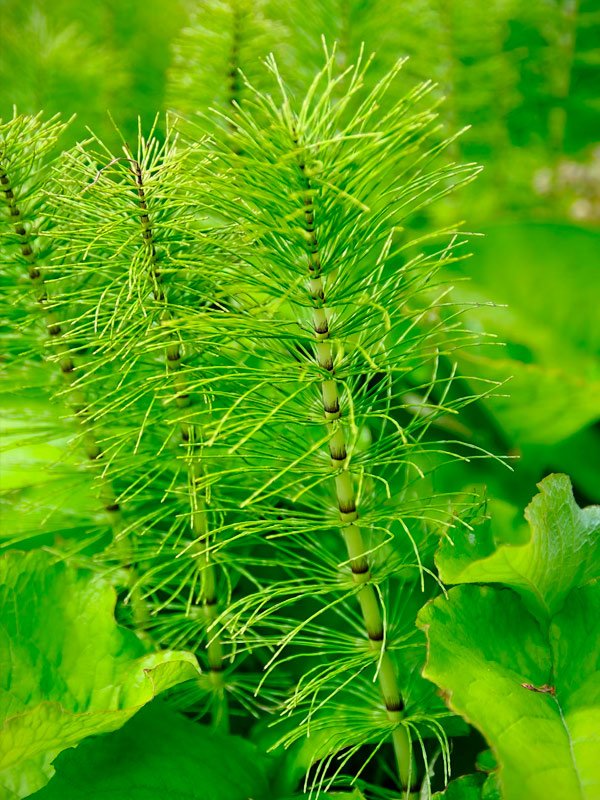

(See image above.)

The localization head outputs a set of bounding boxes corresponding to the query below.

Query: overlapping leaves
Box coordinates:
[419,475,600,799]
[0,550,199,799]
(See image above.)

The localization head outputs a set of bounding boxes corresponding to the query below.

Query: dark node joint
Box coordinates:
[181,429,190,442]
[351,561,369,575]
[105,503,120,512]
[385,698,404,712]
[322,358,334,372]
[15,225,26,237]
[323,399,339,414]
[61,361,74,374]
[314,320,329,335]
[177,393,190,401]
[22,245,33,257]
[4,188,14,200]
[10,206,20,217]
[339,500,356,514]
[48,324,62,336]
[167,350,181,362]
[28,267,40,279]
[209,663,224,672]
[368,629,384,642]
[204,596,218,607]
[330,448,346,461]
[142,228,153,241]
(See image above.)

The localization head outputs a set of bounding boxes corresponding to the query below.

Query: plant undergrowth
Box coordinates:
[1,3,599,800]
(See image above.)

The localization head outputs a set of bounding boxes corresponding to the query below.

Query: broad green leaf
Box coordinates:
[436,474,600,616]
[448,222,600,446]
[0,550,199,799]
[31,702,269,800]
[432,771,500,800]
[418,583,600,800]
[432,774,485,799]
[0,379,103,551]
[0,386,76,494]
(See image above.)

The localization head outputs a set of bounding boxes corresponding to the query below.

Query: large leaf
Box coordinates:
[432,773,499,799]
[0,377,103,551]
[436,474,600,616]
[31,702,269,800]
[449,222,600,446]
[418,583,600,800]
[0,550,199,799]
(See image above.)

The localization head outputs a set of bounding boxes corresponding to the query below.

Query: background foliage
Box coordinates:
[1,1,599,799]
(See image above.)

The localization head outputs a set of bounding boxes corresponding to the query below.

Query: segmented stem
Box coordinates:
[228,1,244,109]
[294,140,415,793]
[226,0,247,152]
[0,156,148,633]
[130,156,229,729]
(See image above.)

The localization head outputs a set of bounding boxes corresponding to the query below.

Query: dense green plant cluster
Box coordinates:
[1,2,599,800]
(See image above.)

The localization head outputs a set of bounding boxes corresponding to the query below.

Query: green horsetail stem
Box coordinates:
[0,153,149,633]
[225,0,248,152]
[228,1,245,110]
[129,154,229,730]
[296,140,416,793]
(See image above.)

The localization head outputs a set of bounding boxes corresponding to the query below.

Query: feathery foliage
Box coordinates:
[1,2,598,799]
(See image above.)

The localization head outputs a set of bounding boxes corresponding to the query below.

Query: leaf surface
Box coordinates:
[449,222,600,446]
[31,702,269,800]
[418,583,600,800]
[0,551,199,799]
[436,474,600,616]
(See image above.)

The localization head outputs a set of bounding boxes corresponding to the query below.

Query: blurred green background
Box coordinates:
[1,0,599,510]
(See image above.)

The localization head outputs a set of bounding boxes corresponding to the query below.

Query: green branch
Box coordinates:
[128,151,229,729]
[294,133,415,792]
[0,132,148,634]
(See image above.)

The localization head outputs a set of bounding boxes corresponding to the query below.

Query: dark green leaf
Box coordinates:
[32,702,270,800]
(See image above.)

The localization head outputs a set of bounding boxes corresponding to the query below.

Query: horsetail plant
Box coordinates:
[41,122,239,727]
[2,49,488,800]
[164,52,484,794]
[167,0,287,145]
[0,113,149,630]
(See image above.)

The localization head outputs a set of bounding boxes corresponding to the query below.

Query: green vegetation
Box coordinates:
[1,2,598,799]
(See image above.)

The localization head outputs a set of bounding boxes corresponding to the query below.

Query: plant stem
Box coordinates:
[228,1,244,110]
[130,156,229,730]
[0,157,148,633]
[224,0,246,153]
[294,141,415,794]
